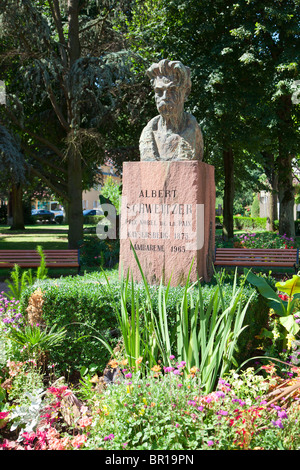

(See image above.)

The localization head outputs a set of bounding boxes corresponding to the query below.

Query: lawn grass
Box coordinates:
[0,225,299,280]
[0,225,73,280]
[0,224,69,250]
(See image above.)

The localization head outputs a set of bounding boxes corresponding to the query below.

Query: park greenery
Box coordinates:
[0,0,299,244]
[0,0,300,452]
[0,229,300,450]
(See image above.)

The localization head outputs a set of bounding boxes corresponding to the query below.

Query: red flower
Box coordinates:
[278,293,289,301]
[47,386,70,399]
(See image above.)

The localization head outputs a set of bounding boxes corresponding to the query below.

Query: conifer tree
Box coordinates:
[0,125,26,229]
[0,0,137,247]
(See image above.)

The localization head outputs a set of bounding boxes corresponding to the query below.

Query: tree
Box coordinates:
[124,0,270,239]
[0,0,138,247]
[0,125,26,229]
[229,0,300,238]
[124,0,300,238]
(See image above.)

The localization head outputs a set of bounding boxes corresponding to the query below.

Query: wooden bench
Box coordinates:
[214,248,299,273]
[0,249,80,273]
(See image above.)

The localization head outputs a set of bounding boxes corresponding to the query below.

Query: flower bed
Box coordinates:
[1,267,300,451]
[233,232,295,249]
[1,358,300,450]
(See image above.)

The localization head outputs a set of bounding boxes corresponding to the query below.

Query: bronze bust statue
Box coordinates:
[140,59,203,162]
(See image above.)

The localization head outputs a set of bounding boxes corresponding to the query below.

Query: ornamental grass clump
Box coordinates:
[105,247,253,393]
[26,288,44,327]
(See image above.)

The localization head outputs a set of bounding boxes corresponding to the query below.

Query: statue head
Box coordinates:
[146,59,191,118]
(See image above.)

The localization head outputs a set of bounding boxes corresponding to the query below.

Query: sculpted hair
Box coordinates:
[146,59,191,98]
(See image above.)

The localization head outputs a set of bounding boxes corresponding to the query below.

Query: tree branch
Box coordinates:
[20,142,68,175]
[4,106,66,159]
[41,72,70,132]
[28,165,69,202]
[48,0,68,68]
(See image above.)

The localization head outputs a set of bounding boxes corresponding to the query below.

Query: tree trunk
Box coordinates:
[266,176,278,232]
[276,95,295,239]
[68,0,81,66]
[67,147,83,248]
[66,0,83,249]
[10,183,25,230]
[222,147,234,240]
[263,152,278,232]
[278,152,295,239]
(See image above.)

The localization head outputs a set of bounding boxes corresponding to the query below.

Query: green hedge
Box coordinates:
[273,220,300,234]
[83,215,104,225]
[19,272,272,374]
[216,216,267,231]
[20,277,120,374]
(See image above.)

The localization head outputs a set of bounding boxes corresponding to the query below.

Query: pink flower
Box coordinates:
[72,434,87,449]
[0,439,17,449]
[0,411,9,429]
[104,433,115,441]
[187,400,196,407]
[164,366,174,372]
[47,386,70,399]
[78,415,93,428]
[22,431,36,444]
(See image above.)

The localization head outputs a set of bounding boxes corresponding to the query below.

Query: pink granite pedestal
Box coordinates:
[119,161,215,286]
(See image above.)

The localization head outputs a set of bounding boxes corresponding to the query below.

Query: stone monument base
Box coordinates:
[119,161,215,286]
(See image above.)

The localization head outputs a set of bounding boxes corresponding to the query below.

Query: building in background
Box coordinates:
[82,161,121,210]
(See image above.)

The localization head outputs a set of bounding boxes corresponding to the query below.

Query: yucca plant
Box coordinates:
[104,246,252,391]
[195,269,254,393]
[7,323,67,366]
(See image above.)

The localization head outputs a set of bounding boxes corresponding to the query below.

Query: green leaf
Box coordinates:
[279,315,300,336]
[245,270,286,315]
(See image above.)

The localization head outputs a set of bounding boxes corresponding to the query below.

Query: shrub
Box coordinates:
[233,216,267,231]
[19,271,269,376]
[19,277,121,375]
[83,215,104,225]
[79,235,119,269]
[251,195,260,218]
[216,216,268,231]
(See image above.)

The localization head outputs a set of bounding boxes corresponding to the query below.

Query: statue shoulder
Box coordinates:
[184,113,204,160]
[139,116,160,161]
[140,115,160,135]
[185,112,201,129]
